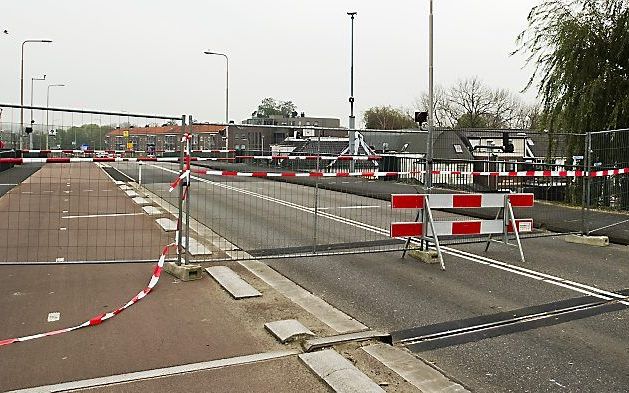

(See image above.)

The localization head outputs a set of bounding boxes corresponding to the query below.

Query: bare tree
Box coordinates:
[415,77,538,129]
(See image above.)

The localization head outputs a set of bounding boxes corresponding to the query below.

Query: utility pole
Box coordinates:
[348,11,358,171]
[425,0,435,191]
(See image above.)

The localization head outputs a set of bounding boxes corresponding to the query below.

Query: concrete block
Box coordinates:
[205,266,261,299]
[565,234,609,247]
[299,349,385,393]
[265,320,315,343]
[132,197,151,206]
[164,262,203,281]
[119,185,131,191]
[142,206,163,216]
[114,181,125,185]
[155,218,177,232]
[124,190,139,198]
[408,249,439,264]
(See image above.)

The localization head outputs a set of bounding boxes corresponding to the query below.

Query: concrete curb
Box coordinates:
[565,234,609,247]
[299,349,385,393]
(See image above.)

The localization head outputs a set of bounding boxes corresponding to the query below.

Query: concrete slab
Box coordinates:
[132,197,151,206]
[303,330,390,352]
[265,320,315,343]
[164,262,203,281]
[113,180,125,185]
[125,190,139,198]
[565,234,610,247]
[363,344,470,393]
[205,266,262,299]
[119,185,131,191]
[182,237,213,256]
[299,349,385,393]
[155,218,177,232]
[142,206,162,216]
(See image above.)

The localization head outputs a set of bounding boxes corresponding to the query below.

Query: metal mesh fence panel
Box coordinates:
[0,104,185,264]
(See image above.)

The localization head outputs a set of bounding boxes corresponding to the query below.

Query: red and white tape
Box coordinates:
[191,169,401,178]
[20,149,234,154]
[0,243,175,347]
[236,155,382,161]
[0,157,234,164]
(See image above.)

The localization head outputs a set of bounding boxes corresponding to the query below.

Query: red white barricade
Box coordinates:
[236,155,382,161]
[390,193,535,270]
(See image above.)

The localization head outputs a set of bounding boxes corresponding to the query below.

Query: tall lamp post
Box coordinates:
[203,50,229,150]
[20,39,53,149]
[46,83,65,150]
[347,12,357,158]
[30,74,46,149]
[425,0,435,191]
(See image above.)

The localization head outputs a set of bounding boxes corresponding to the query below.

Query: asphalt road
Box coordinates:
[0,163,43,197]
[111,162,629,393]
[194,161,629,245]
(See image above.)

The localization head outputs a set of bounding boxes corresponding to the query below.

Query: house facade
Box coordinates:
[105,124,226,153]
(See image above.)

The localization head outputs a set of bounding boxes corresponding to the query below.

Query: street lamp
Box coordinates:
[30,74,46,148]
[347,12,358,159]
[46,84,65,150]
[425,0,435,191]
[203,50,229,150]
[20,39,53,149]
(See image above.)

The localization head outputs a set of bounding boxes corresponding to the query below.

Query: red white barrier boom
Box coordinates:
[390,193,534,270]
[236,155,382,161]
[20,149,234,154]
[0,243,175,347]
[0,157,234,164]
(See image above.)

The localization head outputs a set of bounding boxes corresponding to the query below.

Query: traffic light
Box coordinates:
[415,111,428,124]
[502,132,515,153]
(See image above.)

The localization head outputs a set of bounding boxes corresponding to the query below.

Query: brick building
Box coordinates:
[105,124,226,152]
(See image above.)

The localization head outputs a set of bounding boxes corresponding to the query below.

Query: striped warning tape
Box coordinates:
[236,155,382,161]
[191,168,629,178]
[0,157,234,164]
[0,243,175,347]
[3,157,629,178]
[20,149,234,154]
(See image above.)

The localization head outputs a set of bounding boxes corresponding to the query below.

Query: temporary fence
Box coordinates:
[0,104,188,264]
[2,104,629,266]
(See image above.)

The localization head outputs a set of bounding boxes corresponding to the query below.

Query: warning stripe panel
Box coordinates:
[509,194,535,207]
[391,194,425,209]
[390,222,424,238]
[426,219,534,236]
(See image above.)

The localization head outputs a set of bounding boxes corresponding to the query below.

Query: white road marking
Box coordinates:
[148,163,628,304]
[0,183,18,186]
[589,218,629,233]
[59,227,67,231]
[7,350,299,393]
[62,213,143,219]
[319,205,384,210]
[47,312,60,322]
[55,258,64,263]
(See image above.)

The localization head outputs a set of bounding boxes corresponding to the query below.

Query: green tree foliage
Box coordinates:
[515,0,629,134]
[52,124,113,149]
[363,106,418,130]
[252,97,298,118]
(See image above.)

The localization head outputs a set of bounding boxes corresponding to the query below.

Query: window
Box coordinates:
[453,144,464,154]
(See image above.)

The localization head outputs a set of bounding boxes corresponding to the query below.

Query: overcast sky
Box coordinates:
[1,0,538,127]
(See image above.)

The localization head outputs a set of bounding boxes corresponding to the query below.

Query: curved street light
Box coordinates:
[20,39,53,149]
[203,50,229,150]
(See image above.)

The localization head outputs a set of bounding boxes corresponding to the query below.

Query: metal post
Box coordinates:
[30,75,45,149]
[138,162,142,188]
[177,115,186,265]
[425,0,435,192]
[313,128,321,253]
[185,115,192,265]
[348,11,358,172]
[584,132,593,235]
